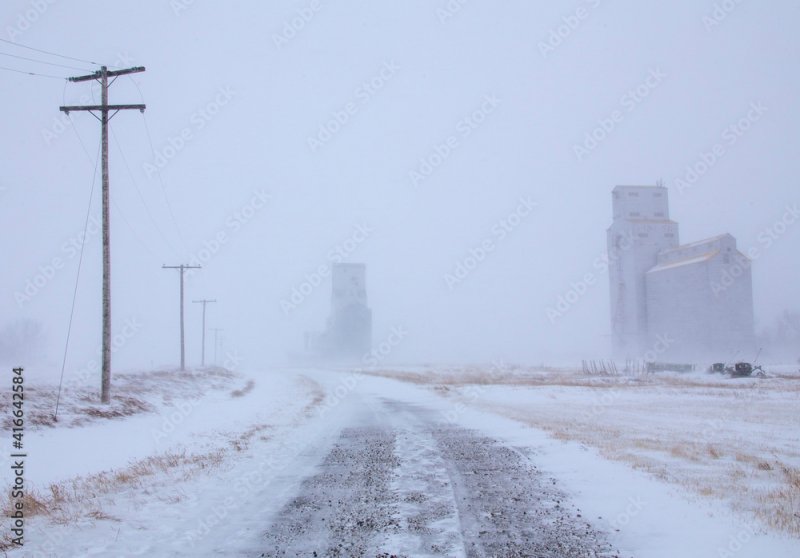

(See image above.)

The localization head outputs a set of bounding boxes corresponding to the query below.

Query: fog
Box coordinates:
[2,1,799,375]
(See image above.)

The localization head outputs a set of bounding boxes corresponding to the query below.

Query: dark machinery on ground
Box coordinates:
[709,360,765,378]
[708,349,766,378]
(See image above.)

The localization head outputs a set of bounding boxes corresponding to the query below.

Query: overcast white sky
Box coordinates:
[2,0,798,374]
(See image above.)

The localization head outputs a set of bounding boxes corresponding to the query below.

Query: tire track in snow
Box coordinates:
[259,400,619,557]
[433,425,618,557]
[387,423,468,556]
[260,426,399,557]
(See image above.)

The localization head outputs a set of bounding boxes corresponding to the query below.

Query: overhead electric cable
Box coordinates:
[0,50,93,72]
[0,63,66,79]
[0,37,103,66]
[55,137,101,420]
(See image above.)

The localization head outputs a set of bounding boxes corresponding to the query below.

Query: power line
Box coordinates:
[192,299,216,367]
[0,50,93,72]
[110,128,179,258]
[110,195,162,262]
[64,96,162,263]
[0,37,103,67]
[0,63,66,80]
[163,264,202,371]
[55,135,101,421]
[139,110,190,255]
[131,79,189,255]
[60,65,147,404]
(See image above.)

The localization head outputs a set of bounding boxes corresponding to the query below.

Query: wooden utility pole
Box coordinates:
[192,299,216,367]
[60,66,146,404]
[162,264,201,370]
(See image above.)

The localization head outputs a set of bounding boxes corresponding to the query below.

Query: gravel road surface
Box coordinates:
[260,399,619,557]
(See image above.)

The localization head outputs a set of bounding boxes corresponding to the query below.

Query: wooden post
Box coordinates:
[192,299,216,367]
[61,66,146,403]
[163,265,201,370]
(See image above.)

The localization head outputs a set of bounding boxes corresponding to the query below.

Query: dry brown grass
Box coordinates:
[748,463,800,533]
[0,368,320,536]
[0,367,241,431]
[368,365,800,394]
[518,408,799,534]
[516,409,800,535]
[30,412,58,427]
[227,423,271,453]
[2,490,50,517]
[668,444,699,462]
[86,509,119,521]
[0,446,234,527]
[297,376,326,417]
[404,365,800,537]
[231,379,256,397]
[81,396,152,420]
[0,532,18,552]
[368,368,671,395]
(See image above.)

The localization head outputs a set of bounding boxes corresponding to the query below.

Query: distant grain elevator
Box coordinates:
[306,263,372,359]
[608,185,754,361]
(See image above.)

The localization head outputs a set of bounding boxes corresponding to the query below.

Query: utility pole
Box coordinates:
[192,299,216,367]
[60,66,146,404]
[162,264,201,370]
[211,328,223,366]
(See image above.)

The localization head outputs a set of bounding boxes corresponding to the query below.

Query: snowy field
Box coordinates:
[370,365,800,542]
[1,364,798,556]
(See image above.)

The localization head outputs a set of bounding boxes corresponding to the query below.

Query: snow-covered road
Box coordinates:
[6,367,798,557]
[261,397,617,557]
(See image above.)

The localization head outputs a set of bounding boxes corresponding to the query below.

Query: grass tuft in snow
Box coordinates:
[374,365,800,537]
